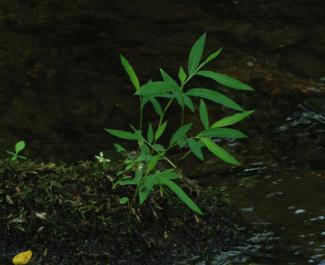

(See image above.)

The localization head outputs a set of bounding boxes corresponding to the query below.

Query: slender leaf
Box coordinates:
[146,155,161,174]
[149,98,163,116]
[15,141,25,153]
[199,48,223,69]
[212,110,255,128]
[197,70,254,91]
[170,123,192,146]
[139,174,158,204]
[136,81,174,96]
[158,176,203,215]
[152,144,166,152]
[201,137,240,165]
[198,128,247,138]
[186,88,244,111]
[178,66,187,84]
[113,143,126,153]
[160,69,179,89]
[183,95,195,112]
[199,100,209,129]
[105,129,139,140]
[155,121,168,141]
[187,139,204,160]
[160,69,183,105]
[188,33,206,75]
[147,123,154,143]
[120,55,140,91]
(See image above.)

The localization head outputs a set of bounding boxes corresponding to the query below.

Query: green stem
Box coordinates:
[139,98,144,130]
[180,150,191,160]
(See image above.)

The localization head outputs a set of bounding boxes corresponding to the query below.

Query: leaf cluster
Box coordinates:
[106,33,254,215]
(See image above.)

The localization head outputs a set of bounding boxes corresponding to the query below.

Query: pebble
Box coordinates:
[294,209,306,214]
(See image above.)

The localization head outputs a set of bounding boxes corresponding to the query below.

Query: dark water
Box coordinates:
[1,1,325,264]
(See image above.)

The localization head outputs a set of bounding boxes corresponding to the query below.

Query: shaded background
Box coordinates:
[0,0,324,161]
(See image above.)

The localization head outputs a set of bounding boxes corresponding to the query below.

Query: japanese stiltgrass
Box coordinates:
[106,33,254,215]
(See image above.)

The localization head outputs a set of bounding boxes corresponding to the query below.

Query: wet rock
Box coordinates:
[255,25,306,49]
[283,52,325,78]
[114,0,203,21]
[310,26,325,56]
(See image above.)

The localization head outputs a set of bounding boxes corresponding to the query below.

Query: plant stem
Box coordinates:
[139,98,144,130]
[180,150,192,160]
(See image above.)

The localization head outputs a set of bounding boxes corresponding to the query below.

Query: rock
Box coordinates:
[283,52,325,79]
[255,25,306,49]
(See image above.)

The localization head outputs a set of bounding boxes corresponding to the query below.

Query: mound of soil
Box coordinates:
[0,160,246,264]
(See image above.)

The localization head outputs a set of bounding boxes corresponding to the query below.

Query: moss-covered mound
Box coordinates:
[0,160,246,264]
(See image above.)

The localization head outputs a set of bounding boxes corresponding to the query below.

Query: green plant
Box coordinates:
[106,33,254,215]
[6,140,27,161]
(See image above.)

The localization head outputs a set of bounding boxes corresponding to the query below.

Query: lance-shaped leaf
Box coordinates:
[160,68,183,105]
[197,70,254,91]
[170,123,192,146]
[147,123,154,143]
[201,137,240,165]
[136,81,174,96]
[105,129,139,140]
[183,95,195,112]
[187,138,204,161]
[186,88,244,111]
[212,110,255,128]
[155,121,168,141]
[188,33,206,75]
[178,66,187,84]
[199,100,209,129]
[160,68,179,89]
[150,98,163,116]
[199,48,223,69]
[198,128,247,138]
[120,55,140,91]
[139,173,158,204]
[157,175,203,215]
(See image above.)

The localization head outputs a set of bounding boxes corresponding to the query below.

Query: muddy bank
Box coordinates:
[0,160,247,264]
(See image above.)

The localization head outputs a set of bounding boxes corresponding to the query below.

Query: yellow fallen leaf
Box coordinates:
[12,250,32,265]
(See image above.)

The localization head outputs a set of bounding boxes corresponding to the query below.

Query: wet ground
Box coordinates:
[0,1,325,264]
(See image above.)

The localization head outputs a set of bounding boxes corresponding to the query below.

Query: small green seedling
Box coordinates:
[6,140,27,161]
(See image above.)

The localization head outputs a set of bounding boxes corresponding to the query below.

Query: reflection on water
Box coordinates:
[201,163,325,264]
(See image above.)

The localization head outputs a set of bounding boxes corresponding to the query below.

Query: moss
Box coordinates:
[0,160,246,264]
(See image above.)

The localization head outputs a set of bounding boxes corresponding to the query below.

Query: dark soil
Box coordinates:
[0,160,247,265]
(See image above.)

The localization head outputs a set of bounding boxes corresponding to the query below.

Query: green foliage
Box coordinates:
[6,140,27,161]
[106,33,254,215]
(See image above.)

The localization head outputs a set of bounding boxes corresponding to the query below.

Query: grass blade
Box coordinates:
[170,123,192,146]
[105,129,139,140]
[120,55,140,91]
[158,176,203,215]
[155,121,168,141]
[197,70,254,91]
[186,88,244,111]
[188,33,206,75]
[199,100,209,129]
[212,110,255,128]
[198,128,247,138]
[201,137,240,165]
[187,139,204,160]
